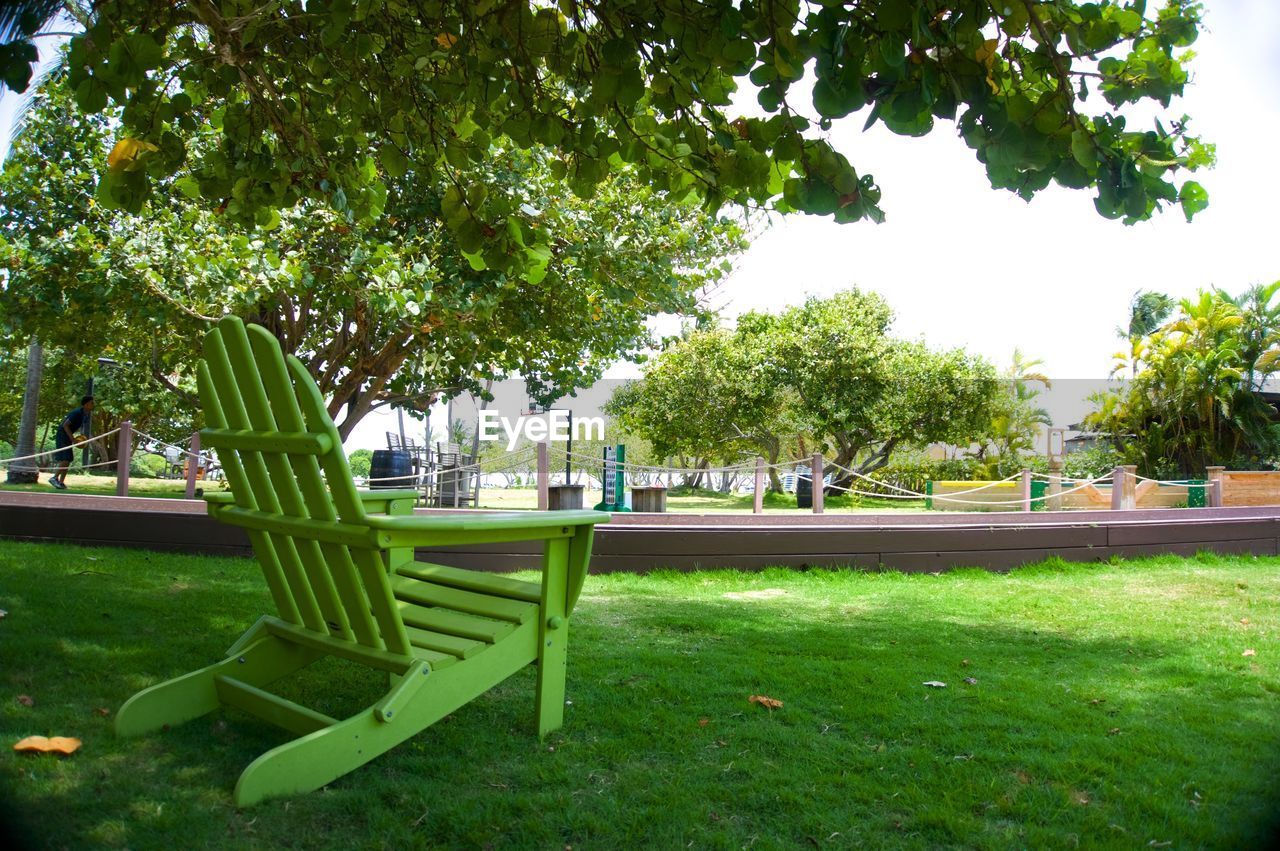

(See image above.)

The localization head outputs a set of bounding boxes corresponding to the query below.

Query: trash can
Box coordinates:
[1030,479,1048,511]
[795,466,812,509]
[369,449,413,489]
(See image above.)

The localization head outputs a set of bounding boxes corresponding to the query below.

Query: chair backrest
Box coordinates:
[198,316,412,657]
[386,432,403,450]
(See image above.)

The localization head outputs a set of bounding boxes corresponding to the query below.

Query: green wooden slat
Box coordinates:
[247,325,380,648]
[391,576,534,624]
[288,354,413,658]
[392,605,514,645]
[214,675,337,736]
[199,358,301,626]
[220,318,343,637]
[206,322,328,634]
[401,622,478,662]
[199,429,333,455]
[396,563,542,603]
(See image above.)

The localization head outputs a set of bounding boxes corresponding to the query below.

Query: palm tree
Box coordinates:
[6,338,43,483]
[1117,290,1175,378]
[0,2,64,94]
[1217,280,1280,390]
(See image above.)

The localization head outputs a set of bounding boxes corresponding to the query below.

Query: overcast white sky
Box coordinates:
[2,1,1277,450]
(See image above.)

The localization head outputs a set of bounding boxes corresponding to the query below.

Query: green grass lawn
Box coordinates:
[2,541,1279,848]
[0,473,202,499]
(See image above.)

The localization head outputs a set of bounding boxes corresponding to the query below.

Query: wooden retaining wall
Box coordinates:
[930,479,1194,511]
[1212,470,1280,507]
[3,491,1278,574]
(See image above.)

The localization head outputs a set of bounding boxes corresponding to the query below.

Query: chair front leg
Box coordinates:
[535,536,571,737]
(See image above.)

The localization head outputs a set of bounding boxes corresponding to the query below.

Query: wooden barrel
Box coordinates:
[369,449,413,489]
[630,486,667,513]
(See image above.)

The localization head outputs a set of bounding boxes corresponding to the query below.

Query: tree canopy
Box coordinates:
[0,72,745,439]
[0,1,1212,284]
[608,289,998,489]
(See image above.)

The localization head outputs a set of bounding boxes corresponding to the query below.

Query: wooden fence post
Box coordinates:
[812,452,824,515]
[1047,457,1064,511]
[536,441,549,511]
[1121,464,1137,510]
[753,457,764,514]
[115,420,132,498]
[1110,466,1124,510]
[184,431,200,500]
[1206,466,1224,508]
[1020,468,1032,512]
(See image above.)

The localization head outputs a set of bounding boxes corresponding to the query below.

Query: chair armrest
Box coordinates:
[354,489,419,516]
[366,510,608,549]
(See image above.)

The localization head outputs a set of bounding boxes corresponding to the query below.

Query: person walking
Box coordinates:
[50,395,95,490]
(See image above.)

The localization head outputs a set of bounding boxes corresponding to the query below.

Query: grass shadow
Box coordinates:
[2,542,1279,848]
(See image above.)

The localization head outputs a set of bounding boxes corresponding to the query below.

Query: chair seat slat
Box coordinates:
[392,576,534,624]
[395,562,542,603]
[401,621,481,661]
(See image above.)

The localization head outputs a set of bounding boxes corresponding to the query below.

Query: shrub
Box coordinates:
[1062,444,1121,480]
[349,449,373,479]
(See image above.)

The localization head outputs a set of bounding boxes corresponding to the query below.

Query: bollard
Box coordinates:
[1020,468,1032,512]
[185,431,201,499]
[1110,466,1124,510]
[812,453,824,515]
[115,420,132,497]
[1047,458,1064,511]
[1121,464,1137,509]
[1205,466,1224,508]
[536,441,549,511]
[753,457,764,514]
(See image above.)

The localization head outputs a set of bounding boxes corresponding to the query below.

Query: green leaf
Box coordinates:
[1178,180,1209,222]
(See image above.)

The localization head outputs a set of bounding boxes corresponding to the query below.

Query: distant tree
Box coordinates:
[347,449,374,480]
[1089,286,1280,476]
[608,289,999,492]
[975,349,1053,476]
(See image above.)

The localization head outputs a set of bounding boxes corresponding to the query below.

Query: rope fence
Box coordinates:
[0,424,1229,513]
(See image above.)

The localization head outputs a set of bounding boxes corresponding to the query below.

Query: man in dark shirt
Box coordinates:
[50,395,95,490]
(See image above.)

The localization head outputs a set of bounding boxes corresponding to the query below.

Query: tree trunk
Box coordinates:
[7,338,43,484]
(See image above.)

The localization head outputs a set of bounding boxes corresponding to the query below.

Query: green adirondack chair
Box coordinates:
[114,316,607,806]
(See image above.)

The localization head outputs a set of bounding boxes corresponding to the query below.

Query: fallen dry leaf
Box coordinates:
[1073,790,1091,805]
[1241,617,1250,625]
[698,718,709,727]
[15,695,33,707]
[1107,727,1121,736]
[13,736,81,755]
[748,694,783,710]
[94,707,110,717]
[923,681,947,689]
[961,659,970,667]
[1243,648,1257,657]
